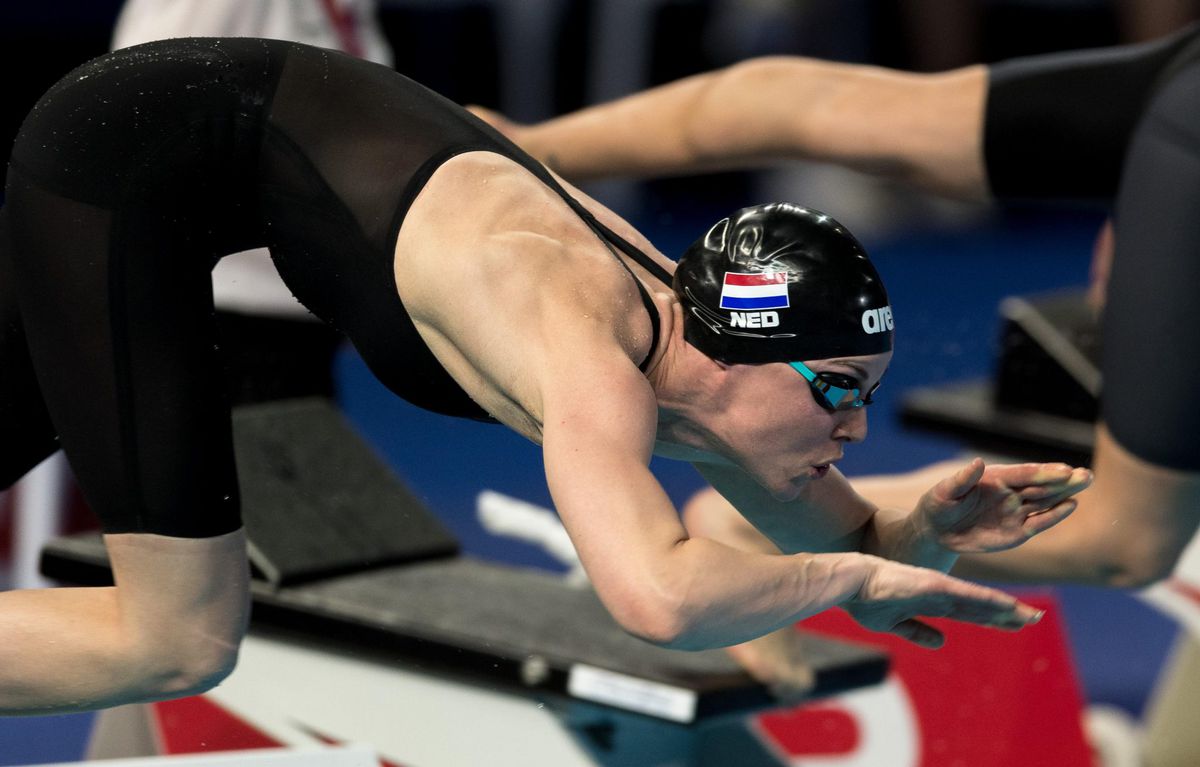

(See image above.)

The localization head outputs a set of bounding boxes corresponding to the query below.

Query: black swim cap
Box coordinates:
[673,203,893,364]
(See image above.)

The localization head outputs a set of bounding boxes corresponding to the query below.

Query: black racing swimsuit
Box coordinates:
[985,23,1200,471]
[0,38,669,537]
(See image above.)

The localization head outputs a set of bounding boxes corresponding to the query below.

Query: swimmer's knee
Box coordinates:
[680,486,741,541]
[681,486,723,519]
[1100,536,1186,589]
[1085,515,1187,588]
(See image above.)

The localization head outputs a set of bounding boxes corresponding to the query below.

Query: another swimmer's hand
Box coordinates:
[844,555,1044,649]
[914,458,1092,554]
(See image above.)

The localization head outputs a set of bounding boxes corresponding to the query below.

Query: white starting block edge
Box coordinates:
[567,663,698,723]
[18,744,379,767]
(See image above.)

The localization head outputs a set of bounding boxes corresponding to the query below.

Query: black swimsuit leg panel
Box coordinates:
[0,204,59,488]
[0,38,277,537]
[5,169,241,536]
[1102,59,1200,471]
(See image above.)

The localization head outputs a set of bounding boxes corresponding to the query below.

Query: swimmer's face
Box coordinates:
[720,351,891,501]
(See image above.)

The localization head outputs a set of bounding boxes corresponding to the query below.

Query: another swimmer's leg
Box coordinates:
[955,61,1200,587]
[0,206,59,489]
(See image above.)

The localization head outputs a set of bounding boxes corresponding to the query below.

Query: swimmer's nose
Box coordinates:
[833,406,868,443]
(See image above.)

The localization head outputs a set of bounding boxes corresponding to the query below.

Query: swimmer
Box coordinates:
[0,39,1087,713]
[474,24,1200,590]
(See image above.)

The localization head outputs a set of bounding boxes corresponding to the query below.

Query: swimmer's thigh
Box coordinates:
[5,170,239,536]
[0,205,59,487]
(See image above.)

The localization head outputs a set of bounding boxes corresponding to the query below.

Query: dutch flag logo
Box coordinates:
[719,272,790,311]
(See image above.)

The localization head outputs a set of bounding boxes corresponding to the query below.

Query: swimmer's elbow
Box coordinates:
[600,572,700,649]
[609,593,692,648]
[131,635,241,701]
[605,572,732,650]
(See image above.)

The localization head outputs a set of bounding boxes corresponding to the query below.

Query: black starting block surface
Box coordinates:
[901,289,1099,466]
[231,399,459,586]
[41,533,887,724]
[900,379,1095,466]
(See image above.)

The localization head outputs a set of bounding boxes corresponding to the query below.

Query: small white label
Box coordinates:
[730,310,781,328]
[567,664,698,723]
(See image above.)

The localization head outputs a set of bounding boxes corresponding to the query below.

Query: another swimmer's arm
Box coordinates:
[484,58,989,199]
[0,530,249,714]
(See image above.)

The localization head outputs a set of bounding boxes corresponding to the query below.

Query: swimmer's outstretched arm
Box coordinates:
[472,59,989,199]
[0,530,249,714]
[541,361,1043,650]
[691,458,1089,571]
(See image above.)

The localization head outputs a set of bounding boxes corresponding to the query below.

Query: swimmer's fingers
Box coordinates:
[847,560,1044,645]
[847,592,1039,647]
[918,460,1063,550]
[1013,466,1093,503]
[926,457,986,503]
[986,463,1091,495]
[933,492,1076,552]
[1020,498,1078,538]
[915,459,987,534]
[889,619,944,649]
[1006,465,1089,535]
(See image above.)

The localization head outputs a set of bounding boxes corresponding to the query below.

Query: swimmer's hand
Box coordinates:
[845,556,1044,648]
[915,458,1092,554]
[726,627,815,702]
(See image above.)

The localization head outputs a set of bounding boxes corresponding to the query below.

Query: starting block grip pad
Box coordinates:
[41,534,887,724]
[229,399,459,586]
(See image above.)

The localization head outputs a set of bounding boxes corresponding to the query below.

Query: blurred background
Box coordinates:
[2,0,1198,764]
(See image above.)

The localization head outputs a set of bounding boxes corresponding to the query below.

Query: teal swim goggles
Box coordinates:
[789,361,879,412]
